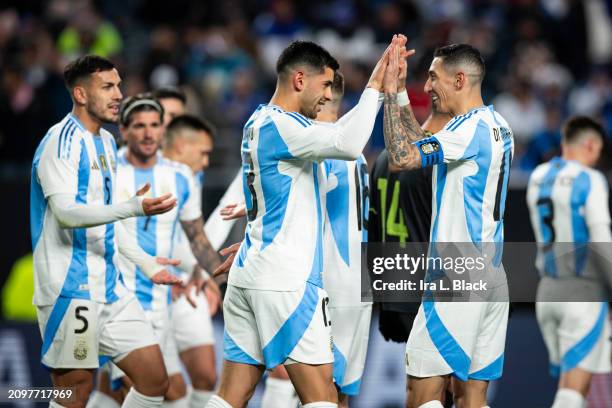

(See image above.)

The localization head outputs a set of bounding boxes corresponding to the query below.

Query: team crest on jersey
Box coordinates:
[99,155,108,171]
[419,141,440,155]
[73,339,88,360]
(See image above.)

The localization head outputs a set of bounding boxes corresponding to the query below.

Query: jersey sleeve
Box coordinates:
[585,171,612,240]
[176,168,202,222]
[37,132,83,198]
[273,88,380,162]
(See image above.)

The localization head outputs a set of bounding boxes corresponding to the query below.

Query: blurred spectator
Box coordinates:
[567,68,612,117]
[56,0,122,59]
[494,77,546,152]
[1,253,36,322]
[519,107,562,171]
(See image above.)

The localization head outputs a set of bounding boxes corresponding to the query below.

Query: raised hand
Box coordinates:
[397,35,416,92]
[213,242,241,278]
[383,35,400,94]
[137,183,177,216]
[366,42,392,91]
[220,202,247,221]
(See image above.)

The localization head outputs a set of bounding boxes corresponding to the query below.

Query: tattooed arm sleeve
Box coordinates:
[180,217,222,273]
[383,92,427,171]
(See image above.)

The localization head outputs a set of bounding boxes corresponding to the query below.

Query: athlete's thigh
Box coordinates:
[172,291,215,353]
[223,284,264,365]
[50,368,95,407]
[217,360,265,408]
[285,361,337,404]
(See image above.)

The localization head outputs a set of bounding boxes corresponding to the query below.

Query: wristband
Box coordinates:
[398,90,410,106]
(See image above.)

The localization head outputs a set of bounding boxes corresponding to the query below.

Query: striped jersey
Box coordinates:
[116,151,201,319]
[322,155,370,306]
[229,105,333,291]
[31,113,127,305]
[420,105,514,245]
[527,157,611,278]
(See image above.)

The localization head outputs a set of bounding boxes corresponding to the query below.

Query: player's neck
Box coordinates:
[269,87,301,113]
[562,149,590,167]
[126,149,158,169]
[450,91,484,117]
[71,106,102,135]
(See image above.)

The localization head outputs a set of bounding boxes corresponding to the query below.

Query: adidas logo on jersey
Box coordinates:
[91,161,100,170]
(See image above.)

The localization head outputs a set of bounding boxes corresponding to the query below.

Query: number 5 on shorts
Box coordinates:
[74,306,89,334]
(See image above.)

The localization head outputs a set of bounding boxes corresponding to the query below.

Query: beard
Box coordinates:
[87,99,119,124]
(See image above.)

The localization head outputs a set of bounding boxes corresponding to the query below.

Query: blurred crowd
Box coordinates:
[1,0,611,185]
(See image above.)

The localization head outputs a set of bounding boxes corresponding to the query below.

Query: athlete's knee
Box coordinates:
[190,365,217,390]
[165,373,187,400]
[134,368,169,397]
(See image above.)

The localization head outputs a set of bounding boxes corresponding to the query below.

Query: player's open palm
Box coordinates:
[383,35,401,93]
[137,183,177,215]
[151,269,182,285]
[220,202,246,220]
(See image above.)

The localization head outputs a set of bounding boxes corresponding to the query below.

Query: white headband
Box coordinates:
[121,99,163,124]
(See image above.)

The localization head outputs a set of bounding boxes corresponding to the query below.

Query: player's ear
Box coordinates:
[455,72,465,90]
[72,85,87,105]
[293,70,306,92]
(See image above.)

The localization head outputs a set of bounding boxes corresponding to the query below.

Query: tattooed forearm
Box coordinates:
[181,218,222,272]
[383,93,424,170]
[399,104,426,143]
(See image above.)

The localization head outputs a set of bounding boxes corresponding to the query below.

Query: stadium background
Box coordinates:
[0,0,610,406]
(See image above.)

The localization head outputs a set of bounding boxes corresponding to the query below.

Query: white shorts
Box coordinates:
[171,289,215,352]
[223,282,334,369]
[330,304,372,396]
[36,294,157,370]
[108,310,181,389]
[537,302,611,377]
[406,301,509,381]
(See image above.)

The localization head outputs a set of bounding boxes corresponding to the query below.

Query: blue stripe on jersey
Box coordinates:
[93,137,119,303]
[64,125,77,160]
[307,163,324,287]
[40,296,71,362]
[332,344,348,388]
[431,165,448,242]
[57,120,75,158]
[237,226,252,267]
[262,282,318,368]
[423,301,471,381]
[326,160,350,266]
[284,112,309,127]
[223,331,260,366]
[537,158,567,277]
[463,120,491,244]
[469,353,504,380]
[341,378,362,396]
[561,302,607,373]
[134,168,156,310]
[61,139,90,298]
[571,171,590,275]
[175,172,190,210]
[258,120,293,250]
[31,134,52,249]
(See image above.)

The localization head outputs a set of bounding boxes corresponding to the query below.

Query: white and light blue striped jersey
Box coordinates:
[526,157,611,278]
[322,155,370,306]
[416,105,514,244]
[116,151,201,319]
[228,105,336,291]
[31,113,127,305]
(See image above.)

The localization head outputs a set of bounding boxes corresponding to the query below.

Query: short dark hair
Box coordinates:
[331,71,345,98]
[152,86,187,104]
[120,93,164,126]
[276,41,339,78]
[166,114,215,145]
[562,116,605,144]
[63,55,115,89]
[433,44,485,83]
